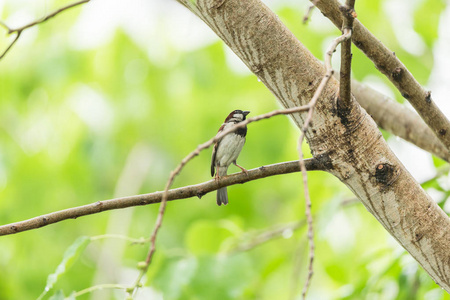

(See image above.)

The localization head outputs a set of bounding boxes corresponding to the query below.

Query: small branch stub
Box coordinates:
[374,163,400,187]
[375,163,393,184]
[392,67,404,81]
[425,91,432,104]
[303,0,319,24]
[339,5,357,19]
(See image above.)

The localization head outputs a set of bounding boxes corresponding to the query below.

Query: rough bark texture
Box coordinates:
[352,80,450,162]
[314,0,450,153]
[177,0,450,291]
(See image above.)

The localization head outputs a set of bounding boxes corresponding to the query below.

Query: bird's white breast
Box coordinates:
[215,126,246,168]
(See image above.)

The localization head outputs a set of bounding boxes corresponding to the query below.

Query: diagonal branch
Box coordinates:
[176,0,450,292]
[351,79,450,161]
[302,0,319,24]
[0,0,90,60]
[0,29,21,60]
[312,0,450,152]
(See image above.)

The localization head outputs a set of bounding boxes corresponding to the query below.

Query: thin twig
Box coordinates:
[7,0,90,33]
[90,234,148,244]
[338,0,356,110]
[0,31,21,60]
[0,0,89,60]
[0,159,323,237]
[230,195,363,255]
[127,106,318,296]
[303,0,319,24]
[229,220,306,254]
[298,29,352,300]
[73,283,128,298]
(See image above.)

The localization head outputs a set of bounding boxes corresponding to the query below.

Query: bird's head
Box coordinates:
[225,110,250,123]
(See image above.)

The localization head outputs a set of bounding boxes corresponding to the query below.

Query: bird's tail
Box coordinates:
[217,187,228,206]
[216,167,228,206]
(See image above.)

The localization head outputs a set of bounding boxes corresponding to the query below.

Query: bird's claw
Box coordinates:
[235,163,248,175]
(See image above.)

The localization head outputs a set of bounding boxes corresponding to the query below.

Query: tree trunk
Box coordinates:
[177,0,450,291]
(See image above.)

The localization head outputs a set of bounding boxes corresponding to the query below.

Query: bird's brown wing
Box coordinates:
[211,143,217,177]
[211,124,225,177]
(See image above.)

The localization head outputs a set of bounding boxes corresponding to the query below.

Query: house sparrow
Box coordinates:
[211,110,250,206]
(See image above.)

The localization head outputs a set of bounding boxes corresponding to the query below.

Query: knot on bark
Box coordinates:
[339,5,357,19]
[414,232,424,242]
[392,67,403,81]
[374,163,400,189]
[425,91,432,104]
[312,152,334,171]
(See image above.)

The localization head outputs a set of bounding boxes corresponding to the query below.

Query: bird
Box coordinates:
[211,110,250,206]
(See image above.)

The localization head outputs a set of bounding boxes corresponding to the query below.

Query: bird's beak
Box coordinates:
[243,111,250,116]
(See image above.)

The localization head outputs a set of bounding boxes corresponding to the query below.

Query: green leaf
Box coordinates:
[37,236,90,300]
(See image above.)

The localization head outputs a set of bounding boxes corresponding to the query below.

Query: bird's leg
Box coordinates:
[215,166,220,181]
[234,161,248,174]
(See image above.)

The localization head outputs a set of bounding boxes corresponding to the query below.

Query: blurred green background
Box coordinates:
[1,0,449,299]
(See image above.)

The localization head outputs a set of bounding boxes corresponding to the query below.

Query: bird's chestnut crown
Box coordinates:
[225,110,250,123]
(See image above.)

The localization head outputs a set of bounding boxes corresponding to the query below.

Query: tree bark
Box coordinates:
[351,79,450,162]
[177,0,450,291]
[313,0,450,153]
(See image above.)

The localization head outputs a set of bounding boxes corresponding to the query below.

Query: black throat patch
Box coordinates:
[236,125,247,137]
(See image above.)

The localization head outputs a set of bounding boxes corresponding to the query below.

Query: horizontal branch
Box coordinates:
[0,159,325,236]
